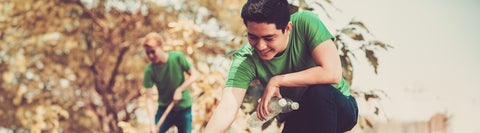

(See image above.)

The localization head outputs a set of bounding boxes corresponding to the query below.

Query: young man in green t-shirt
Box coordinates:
[205,0,358,132]
[141,32,199,133]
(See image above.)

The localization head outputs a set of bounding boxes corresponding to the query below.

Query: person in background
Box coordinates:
[205,0,358,132]
[141,32,199,133]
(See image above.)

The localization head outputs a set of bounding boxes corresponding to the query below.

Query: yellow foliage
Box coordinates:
[2,71,13,84]
[13,86,27,106]
[14,105,69,133]
[118,121,137,133]
[196,62,210,74]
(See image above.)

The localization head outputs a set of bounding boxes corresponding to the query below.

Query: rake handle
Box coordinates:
[155,102,175,132]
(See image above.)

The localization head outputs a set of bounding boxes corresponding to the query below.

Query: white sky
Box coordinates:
[331,0,480,132]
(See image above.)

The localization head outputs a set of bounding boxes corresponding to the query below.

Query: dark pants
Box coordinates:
[154,106,192,133]
[282,84,358,133]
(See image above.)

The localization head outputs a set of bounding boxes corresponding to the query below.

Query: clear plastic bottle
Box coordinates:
[247,97,300,127]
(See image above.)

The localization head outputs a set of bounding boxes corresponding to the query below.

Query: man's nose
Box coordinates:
[255,39,267,50]
[147,54,155,59]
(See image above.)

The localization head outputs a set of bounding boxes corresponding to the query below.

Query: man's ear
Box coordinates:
[285,22,293,34]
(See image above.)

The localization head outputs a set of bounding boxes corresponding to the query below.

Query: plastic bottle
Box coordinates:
[247,97,300,127]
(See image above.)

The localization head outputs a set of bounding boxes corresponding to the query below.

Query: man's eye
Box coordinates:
[265,38,273,41]
[147,50,155,54]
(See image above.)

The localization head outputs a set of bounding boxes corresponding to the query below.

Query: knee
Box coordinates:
[301,85,339,109]
[306,84,338,98]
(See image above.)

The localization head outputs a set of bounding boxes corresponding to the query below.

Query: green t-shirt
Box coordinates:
[143,51,193,110]
[226,11,350,102]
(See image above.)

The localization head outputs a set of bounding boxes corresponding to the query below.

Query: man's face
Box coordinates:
[143,39,164,64]
[246,21,290,60]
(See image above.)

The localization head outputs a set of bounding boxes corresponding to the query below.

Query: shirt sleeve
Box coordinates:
[177,52,192,72]
[225,49,256,89]
[142,64,154,88]
[293,11,334,53]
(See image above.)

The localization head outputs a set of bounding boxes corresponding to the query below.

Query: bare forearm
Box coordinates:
[177,68,200,92]
[144,89,156,128]
[275,39,343,87]
[204,100,239,132]
[145,89,155,112]
[275,66,342,87]
[146,96,155,113]
[177,78,197,92]
[205,88,246,132]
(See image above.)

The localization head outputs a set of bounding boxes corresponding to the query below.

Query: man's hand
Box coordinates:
[150,124,156,133]
[173,89,183,104]
[257,75,283,120]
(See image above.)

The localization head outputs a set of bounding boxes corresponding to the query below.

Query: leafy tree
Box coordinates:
[1,0,244,132]
[1,0,169,132]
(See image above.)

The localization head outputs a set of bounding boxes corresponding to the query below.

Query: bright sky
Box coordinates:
[331,0,480,132]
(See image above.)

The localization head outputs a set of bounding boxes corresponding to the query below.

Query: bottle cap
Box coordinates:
[278,98,287,107]
[291,102,299,110]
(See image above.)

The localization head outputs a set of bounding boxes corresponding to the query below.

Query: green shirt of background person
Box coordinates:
[205,0,358,132]
[141,32,199,133]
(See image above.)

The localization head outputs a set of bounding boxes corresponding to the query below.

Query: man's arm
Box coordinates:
[272,39,342,87]
[204,87,246,133]
[258,39,343,120]
[144,88,157,133]
[173,67,200,103]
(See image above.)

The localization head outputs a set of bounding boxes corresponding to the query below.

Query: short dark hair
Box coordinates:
[241,0,290,33]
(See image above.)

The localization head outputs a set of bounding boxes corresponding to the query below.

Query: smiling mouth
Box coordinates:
[259,49,272,56]
[149,57,156,61]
